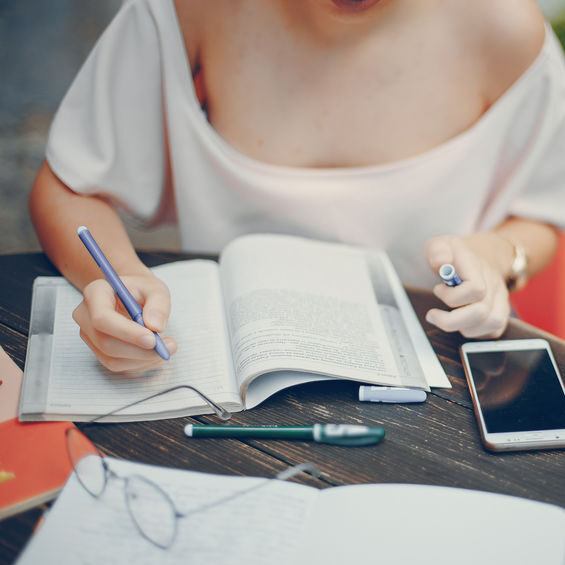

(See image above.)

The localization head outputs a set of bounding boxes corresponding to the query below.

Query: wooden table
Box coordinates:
[2,251,565,564]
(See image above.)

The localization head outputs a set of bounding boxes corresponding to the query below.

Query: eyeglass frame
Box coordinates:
[66,428,319,549]
[66,429,182,548]
[65,383,320,550]
[85,384,232,424]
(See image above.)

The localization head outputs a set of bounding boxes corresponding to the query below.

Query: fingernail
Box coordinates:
[164,338,177,356]
[425,313,435,325]
[140,333,156,348]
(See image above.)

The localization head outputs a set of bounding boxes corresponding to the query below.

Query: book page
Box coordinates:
[219,235,416,404]
[17,457,319,565]
[299,483,565,565]
[365,250,450,388]
[0,346,23,422]
[21,260,240,421]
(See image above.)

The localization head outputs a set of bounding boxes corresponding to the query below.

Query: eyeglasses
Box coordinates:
[66,428,319,549]
[66,383,319,550]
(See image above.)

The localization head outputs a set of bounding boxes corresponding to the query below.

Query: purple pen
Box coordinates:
[77,226,170,360]
[438,263,462,287]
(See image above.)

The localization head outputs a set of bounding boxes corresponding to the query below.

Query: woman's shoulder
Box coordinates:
[450,0,547,106]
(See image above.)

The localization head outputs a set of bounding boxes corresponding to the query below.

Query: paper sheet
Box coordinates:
[0,347,23,422]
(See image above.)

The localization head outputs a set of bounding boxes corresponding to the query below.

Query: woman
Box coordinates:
[30,0,564,372]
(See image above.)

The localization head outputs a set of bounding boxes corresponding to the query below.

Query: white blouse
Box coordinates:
[46,0,565,288]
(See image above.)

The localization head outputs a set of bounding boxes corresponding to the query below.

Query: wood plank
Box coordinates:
[77,418,328,487]
[193,380,565,506]
[0,325,27,370]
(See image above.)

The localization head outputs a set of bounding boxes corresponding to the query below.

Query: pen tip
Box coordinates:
[77,226,88,234]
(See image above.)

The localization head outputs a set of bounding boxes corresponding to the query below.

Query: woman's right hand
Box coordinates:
[72,272,177,372]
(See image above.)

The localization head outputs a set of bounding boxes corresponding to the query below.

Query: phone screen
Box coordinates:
[466,348,565,433]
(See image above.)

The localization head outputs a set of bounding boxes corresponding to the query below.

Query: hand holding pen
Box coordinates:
[424,235,511,339]
[73,226,176,372]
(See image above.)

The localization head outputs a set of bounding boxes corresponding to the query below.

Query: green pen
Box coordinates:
[184,423,385,446]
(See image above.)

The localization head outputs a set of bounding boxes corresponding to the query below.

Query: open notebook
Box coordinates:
[16,457,565,565]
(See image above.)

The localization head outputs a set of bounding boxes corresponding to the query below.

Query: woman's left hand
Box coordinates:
[424,235,511,338]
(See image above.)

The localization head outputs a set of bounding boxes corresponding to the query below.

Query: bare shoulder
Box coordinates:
[475,0,546,62]
[449,0,547,104]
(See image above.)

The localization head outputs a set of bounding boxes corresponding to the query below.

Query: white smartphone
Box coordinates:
[460,338,565,452]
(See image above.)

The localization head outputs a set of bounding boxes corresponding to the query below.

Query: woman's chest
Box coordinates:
[195,25,487,169]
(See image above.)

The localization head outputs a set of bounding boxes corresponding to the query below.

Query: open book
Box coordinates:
[15,457,565,565]
[19,234,449,422]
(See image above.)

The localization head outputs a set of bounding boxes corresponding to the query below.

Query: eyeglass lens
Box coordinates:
[67,428,179,548]
[125,475,178,549]
[66,428,107,497]
[65,424,319,551]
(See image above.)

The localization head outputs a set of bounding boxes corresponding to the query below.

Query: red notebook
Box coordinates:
[0,347,86,520]
[0,419,77,520]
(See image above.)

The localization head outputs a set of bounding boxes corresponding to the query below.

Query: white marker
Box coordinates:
[438,263,462,286]
[359,386,427,403]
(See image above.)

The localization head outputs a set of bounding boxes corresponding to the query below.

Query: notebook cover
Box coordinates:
[0,347,86,520]
[0,418,76,520]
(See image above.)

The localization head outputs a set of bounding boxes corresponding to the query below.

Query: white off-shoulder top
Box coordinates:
[46,0,565,287]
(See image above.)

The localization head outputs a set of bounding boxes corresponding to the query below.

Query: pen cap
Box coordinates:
[313,424,385,446]
[438,263,462,286]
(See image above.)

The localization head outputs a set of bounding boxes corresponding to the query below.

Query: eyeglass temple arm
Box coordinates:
[89,385,232,423]
[276,462,321,481]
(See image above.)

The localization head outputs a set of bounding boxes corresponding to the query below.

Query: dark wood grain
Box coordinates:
[2,251,565,565]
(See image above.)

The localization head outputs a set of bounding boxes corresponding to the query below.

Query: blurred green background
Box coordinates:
[552,17,565,47]
[541,0,565,46]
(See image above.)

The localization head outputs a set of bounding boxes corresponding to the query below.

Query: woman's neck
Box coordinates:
[273,0,401,45]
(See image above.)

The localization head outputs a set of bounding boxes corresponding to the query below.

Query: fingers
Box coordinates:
[73,278,177,373]
[426,236,480,283]
[432,279,487,309]
[80,280,157,346]
[139,279,171,333]
[79,330,169,373]
[425,236,457,272]
[426,293,510,338]
[425,235,510,338]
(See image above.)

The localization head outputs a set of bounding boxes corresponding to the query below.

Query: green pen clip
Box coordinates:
[313,424,385,446]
